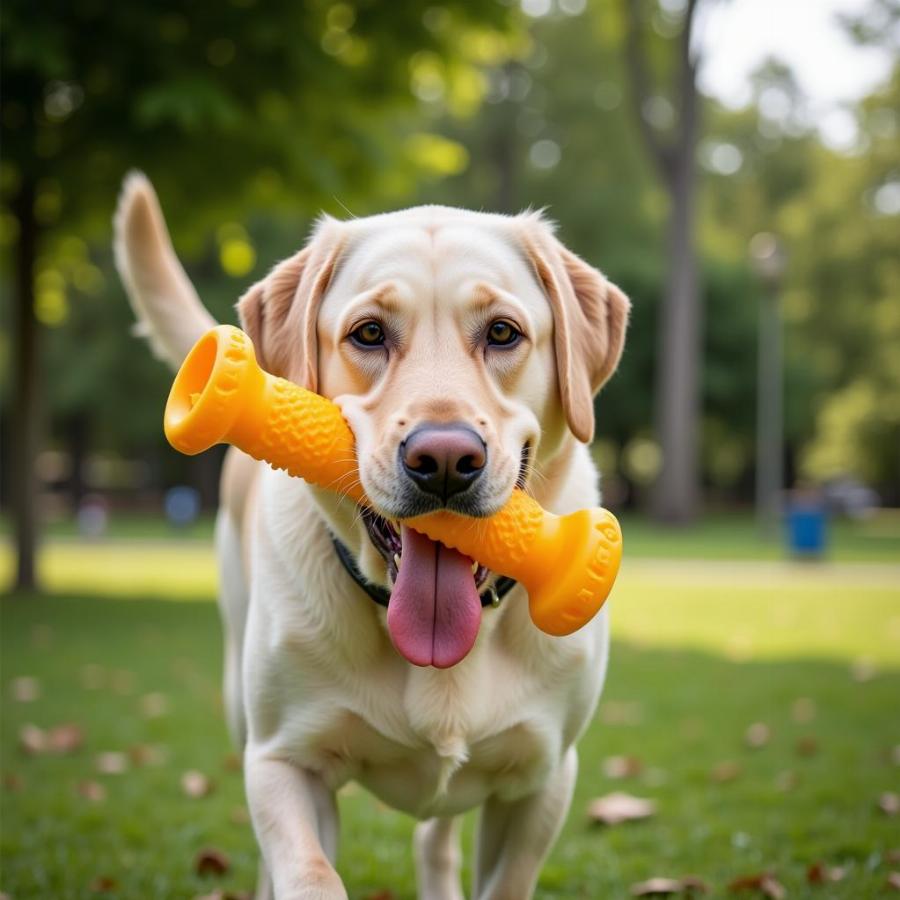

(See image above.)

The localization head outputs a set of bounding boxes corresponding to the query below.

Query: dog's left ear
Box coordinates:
[519,217,630,443]
[236,217,344,390]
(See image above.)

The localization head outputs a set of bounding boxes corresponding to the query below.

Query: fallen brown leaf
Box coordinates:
[728,873,785,899]
[89,875,119,892]
[10,676,40,702]
[362,892,395,900]
[182,770,215,798]
[195,847,231,877]
[3,773,24,792]
[48,722,85,754]
[795,736,819,757]
[887,849,900,864]
[77,781,108,803]
[95,752,129,775]
[18,722,85,756]
[19,723,47,755]
[887,872,900,891]
[879,792,900,816]
[631,875,709,895]
[223,752,242,773]
[192,892,252,900]
[603,755,644,779]
[807,861,845,884]
[587,791,656,825]
[744,722,771,749]
[711,761,743,783]
[128,744,168,767]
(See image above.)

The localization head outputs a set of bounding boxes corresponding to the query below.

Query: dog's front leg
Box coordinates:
[245,752,347,900]
[472,746,578,900]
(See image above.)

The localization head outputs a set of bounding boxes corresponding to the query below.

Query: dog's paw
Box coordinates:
[275,859,349,900]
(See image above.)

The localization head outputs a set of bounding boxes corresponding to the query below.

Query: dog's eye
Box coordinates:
[486,320,520,347]
[350,321,386,348]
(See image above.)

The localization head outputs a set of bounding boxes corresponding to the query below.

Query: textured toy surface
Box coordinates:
[164,325,622,636]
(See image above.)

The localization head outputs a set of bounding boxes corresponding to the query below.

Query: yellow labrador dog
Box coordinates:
[114,173,628,900]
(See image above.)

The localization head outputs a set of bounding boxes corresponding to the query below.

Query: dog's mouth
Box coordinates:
[363,510,491,590]
[358,443,530,670]
[362,508,489,669]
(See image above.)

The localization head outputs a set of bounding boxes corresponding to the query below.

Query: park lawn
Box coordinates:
[1,507,899,603]
[1,555,899,899]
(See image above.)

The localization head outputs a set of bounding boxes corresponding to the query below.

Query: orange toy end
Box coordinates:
[526,508,622,636]
[164,325,264,456]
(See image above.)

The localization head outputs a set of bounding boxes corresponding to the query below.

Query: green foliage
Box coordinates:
[2,0,898,502]
[697,51,900,492]
[0,0,520,460]
[0,0,516,239]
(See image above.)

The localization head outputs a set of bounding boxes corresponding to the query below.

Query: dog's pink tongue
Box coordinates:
[387,525,482,669]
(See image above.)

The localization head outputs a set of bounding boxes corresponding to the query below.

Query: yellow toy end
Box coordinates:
[525,508,622,635]
[164,325,265,456]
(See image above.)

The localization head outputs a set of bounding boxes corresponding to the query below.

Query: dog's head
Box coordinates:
[238,207,629,668]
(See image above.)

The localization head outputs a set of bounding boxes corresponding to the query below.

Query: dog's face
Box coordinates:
[238,207,628,669]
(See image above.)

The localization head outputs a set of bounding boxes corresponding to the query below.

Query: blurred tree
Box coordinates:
[623,0,703,523]
[0,0,518,591]
[792,67,900,496]
[798,2,900,497]
[698,48,900,498]
[418,3,760,504]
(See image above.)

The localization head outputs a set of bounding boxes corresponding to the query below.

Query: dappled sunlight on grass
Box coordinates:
[611,558,900,665]
[0,541,217,600]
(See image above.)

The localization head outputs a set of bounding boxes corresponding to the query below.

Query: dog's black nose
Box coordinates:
[400,424,487,502]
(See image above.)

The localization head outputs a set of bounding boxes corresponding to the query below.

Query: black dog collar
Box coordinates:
[332,537,517,609]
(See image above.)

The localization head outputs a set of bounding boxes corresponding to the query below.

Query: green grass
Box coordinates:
[2,553,898,899]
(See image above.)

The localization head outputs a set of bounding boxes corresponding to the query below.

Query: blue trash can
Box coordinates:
[786,497,827,558]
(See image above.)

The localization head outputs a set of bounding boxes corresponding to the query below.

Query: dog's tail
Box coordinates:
[113,172,216,371]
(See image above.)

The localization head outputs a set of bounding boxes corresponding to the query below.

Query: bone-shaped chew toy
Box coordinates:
[164,325,622,636]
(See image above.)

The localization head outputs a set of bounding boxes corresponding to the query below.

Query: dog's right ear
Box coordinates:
[236,218,344,390]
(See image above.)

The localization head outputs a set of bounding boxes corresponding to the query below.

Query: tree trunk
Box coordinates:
[651,150,701,521]
[10,178,41,593]
[623,0,702,523]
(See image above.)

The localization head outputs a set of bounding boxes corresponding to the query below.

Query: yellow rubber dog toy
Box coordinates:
[164,325,622,636]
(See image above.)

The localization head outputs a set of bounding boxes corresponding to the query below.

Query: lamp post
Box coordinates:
[749,233,786,537]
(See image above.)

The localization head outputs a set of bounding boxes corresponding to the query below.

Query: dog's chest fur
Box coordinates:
[286,687,560,819]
